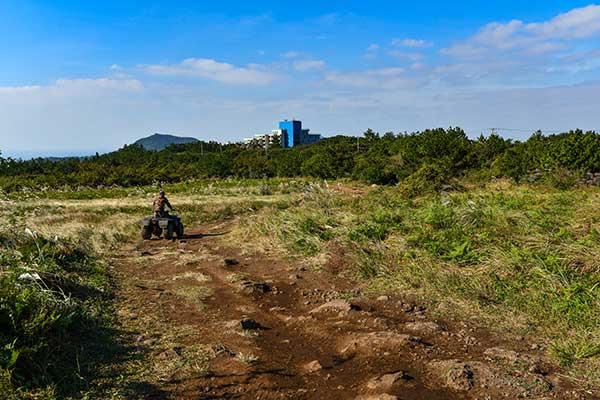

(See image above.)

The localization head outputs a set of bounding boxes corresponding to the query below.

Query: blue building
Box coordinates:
[278,119,321,148]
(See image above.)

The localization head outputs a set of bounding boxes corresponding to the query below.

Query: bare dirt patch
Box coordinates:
[111,220,596,399]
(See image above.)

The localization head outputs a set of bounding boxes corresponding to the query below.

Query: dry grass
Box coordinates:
[172,271,212,283]
[173,285,213,311]
[235,352,260,364]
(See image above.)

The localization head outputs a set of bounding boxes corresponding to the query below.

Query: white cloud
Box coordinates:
[526,4,600,39]
[143,58,279,85]
[368,67,405,76]
[324,67,418,89]
[392,38,433,48]
[0,78,147,153]
[438,4,600,86]
[293,59,326,71]
[388,50,425,61]
[55,78,143,91]
[282,51,302,58]
[0,78,142,98]
[440,43,487,59]
[445,4,600,58]
[367,43,380,51]
[0,85,41,94]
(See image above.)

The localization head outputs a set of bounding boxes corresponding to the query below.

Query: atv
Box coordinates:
[140,213,184,240]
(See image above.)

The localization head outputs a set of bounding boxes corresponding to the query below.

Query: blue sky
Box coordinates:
[1,1,600,157]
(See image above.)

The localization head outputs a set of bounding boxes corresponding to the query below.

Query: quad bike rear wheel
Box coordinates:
[141,226,152,240]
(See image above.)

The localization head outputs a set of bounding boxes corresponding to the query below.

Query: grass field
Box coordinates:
[231,179,600,382]
[1,178,599,397]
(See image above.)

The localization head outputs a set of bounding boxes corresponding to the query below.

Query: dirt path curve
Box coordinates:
[113,219,594,400]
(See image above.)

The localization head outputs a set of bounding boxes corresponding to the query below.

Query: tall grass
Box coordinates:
[0,228,114,397]
[233,180,600,376]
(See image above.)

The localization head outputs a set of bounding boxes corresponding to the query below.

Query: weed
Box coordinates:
[551,338,600,366]
[172,272,212,283]
[236,352,260,364]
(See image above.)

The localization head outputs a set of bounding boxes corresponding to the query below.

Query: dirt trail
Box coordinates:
[113,220,595,400]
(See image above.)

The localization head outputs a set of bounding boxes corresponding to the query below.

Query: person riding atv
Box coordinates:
[153,190,173,217]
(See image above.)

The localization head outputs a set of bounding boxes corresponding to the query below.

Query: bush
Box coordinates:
[398,163,448,198]
[542,168,582,190]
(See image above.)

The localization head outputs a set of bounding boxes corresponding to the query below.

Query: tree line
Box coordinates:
[1,127,599,192]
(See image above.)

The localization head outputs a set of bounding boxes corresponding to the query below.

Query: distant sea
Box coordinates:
[1,150,108,160]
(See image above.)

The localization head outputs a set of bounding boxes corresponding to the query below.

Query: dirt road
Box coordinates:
[113,220,594,399]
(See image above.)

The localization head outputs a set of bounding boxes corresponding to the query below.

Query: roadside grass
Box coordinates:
[231,179,600,384]
[0,228,138,399]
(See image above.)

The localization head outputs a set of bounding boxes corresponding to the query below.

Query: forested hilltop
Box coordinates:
[2,127,600,192]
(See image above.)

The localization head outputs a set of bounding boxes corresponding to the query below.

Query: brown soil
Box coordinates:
[113,220,597,400]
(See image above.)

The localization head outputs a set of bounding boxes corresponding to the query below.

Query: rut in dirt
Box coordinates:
[114,222,593,400]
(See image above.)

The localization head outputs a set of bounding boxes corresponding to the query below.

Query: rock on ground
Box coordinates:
[309,299,361,314]
[301,360,323,374]
[338,332,422,356]
[364,371,411,392]
[404,321,443,335]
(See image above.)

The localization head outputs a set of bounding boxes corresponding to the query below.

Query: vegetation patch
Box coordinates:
[0,228,118,398]
[233,180,600,382]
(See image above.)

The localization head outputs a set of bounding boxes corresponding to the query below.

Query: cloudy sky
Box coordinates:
[1,1,600,157]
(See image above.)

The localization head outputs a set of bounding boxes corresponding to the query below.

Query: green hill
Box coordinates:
[134,133,198,151]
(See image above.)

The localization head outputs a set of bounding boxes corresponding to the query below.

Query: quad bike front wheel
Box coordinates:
[165,224,174,240]
[176,223,184,238]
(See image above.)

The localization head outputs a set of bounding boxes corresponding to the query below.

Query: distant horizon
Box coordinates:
[3,125,597,160]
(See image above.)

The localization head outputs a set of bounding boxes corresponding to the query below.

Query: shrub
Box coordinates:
[542,168,581,190]
[398,163,448,198]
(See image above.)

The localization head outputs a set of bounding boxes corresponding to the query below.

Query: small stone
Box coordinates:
[365,371,412,391]
[240,319,267,330]
[309,299,361,314]
[239,280,271,294]
[156,348,180,361]
[377,295,390,301]
[224,258,239,266]
[444,363,474,391]
[302,360,323,374]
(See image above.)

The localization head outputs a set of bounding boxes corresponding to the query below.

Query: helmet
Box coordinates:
[159,190,165,196]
